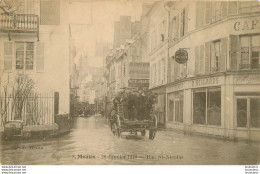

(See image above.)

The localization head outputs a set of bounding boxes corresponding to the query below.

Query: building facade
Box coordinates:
[147,2,173,125]
[0,0,70,128]
[166,1,260,141]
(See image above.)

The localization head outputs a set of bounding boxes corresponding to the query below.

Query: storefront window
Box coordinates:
[236,97,260,128]
[237,99,247,127]
[207,88,221,126]
[250,98,260,128]
[167,91,184,123]
[168,100,174,122]
[193,89,206,124]
[193,87,221,126]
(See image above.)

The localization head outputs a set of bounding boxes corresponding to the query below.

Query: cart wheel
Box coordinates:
[149,129,156,140]
[141,130,146,136]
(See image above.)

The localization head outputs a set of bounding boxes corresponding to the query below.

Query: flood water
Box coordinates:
[1,116,259,165]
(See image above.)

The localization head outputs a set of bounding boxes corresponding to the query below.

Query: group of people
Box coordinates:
[110,89,157,121]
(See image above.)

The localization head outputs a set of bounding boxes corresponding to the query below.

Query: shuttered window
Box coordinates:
[15,42,34,70]
[184,6,188,35]
[239,35,260,70]
[199,45,205,73]
[228,1,238,15]
[40,0,60,25]
[195,46,200,74]
[205,42,211,73]
[220,38,227,72]
[230,35,239,70]
[171,15,179,41]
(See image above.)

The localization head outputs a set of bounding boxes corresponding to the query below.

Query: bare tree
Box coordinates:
[0,74,40,126]
[0,0,24,15]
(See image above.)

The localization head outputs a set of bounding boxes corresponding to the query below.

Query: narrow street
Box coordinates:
[1,115,259,165]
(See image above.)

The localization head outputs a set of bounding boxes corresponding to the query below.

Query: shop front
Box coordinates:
[166,74,260,142]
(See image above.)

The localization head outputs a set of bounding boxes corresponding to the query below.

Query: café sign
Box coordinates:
[174,49,188,64]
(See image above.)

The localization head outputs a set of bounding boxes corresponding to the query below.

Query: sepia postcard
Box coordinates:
[0,0,260,169]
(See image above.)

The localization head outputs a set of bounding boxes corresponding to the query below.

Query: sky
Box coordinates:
[69,0,148,67]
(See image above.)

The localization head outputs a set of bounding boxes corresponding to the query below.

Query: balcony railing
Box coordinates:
[239,64,260,70]
[0,13,39,32]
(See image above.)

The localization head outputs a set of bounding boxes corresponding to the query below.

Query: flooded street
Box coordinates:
[1,116,259,165]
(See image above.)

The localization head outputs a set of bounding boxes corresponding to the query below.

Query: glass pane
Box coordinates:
[16,51,24,69]
[16,43,24,51]
[240,36,250,47]
[252,35,260,47]
[26,42,34,50]
[207,88,221,126]
[237,99,247,127]
[168,100,174,122]
[26,51,34,70]
[250,98,260,128]
[193,90,206,124]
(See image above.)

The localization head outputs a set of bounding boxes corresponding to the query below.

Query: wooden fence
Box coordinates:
[0,92,54,127]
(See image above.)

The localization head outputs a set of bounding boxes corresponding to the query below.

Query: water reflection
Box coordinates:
[1,116,259,165]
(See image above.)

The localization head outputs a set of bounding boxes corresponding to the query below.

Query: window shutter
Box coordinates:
[210,42,215,73]
[221,2,228,18]
[228,2,238,15]
[195,46,200,74]
[40,0,60,25]
[36,42,44,72]
[200,2,205,27]
[200,45,205,73]
[220,37,228,72]
[205,2,212,24]
[180,10,184,37]
[205,42,211,73]
[229,35,239,71]
[184,6,189,35]
[196,2,201,28]
[4,42,13,70]
[176,15,179,39]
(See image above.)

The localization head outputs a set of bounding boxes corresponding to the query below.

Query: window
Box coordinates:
[237,97,260,128]
[240,35,260,70]
[40,0,60,25]
[15,42,34,70]
[211,41,220,72]
[239,1,260,14]
[171,15,179,41]
[228,1,238,15]
[193,87,221,126]
[167,91,183,123]
[180,9,185,37]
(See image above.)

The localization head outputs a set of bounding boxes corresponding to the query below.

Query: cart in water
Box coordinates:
[109,89,158,140]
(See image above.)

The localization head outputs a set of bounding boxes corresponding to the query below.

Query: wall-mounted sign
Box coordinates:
[191,77,219,87]
[175,49,188,64]
[234,18,260,31]
[128,79,149,88]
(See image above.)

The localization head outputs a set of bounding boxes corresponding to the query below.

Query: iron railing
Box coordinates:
[0,13,39,32]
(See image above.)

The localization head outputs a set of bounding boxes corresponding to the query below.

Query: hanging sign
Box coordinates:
[175,49,188,64]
